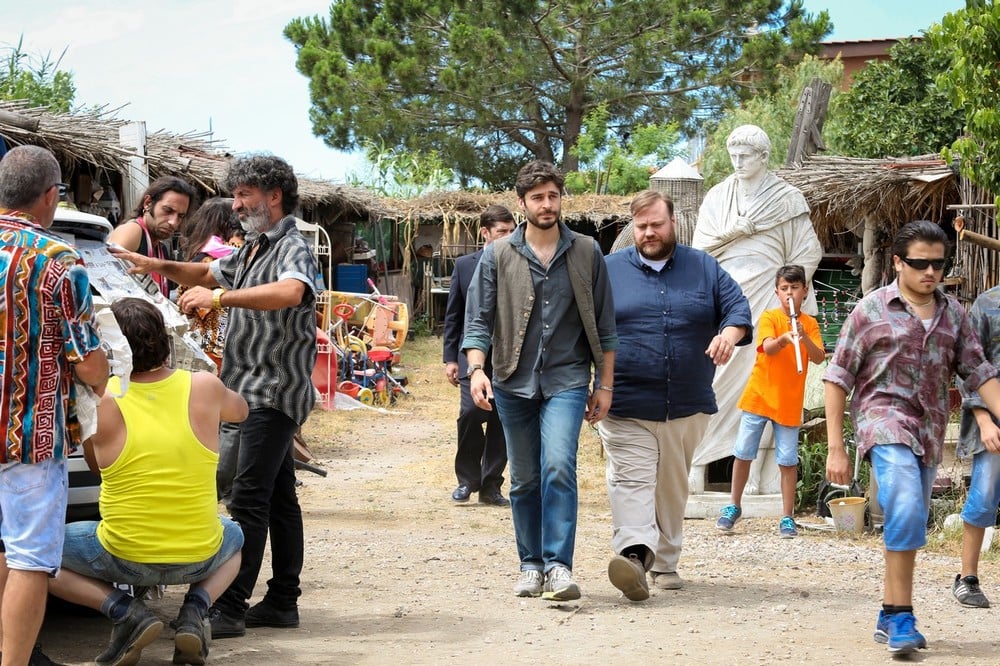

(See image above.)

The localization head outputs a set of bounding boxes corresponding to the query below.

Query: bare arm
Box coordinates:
[106,222,142,252]
[178,279,307,313]
[108,246,216,288]
[824,382,851,485]
[465,348,493,410]
[74,348,109,396]
[586,350,615,424]
[705,325,748,365]
[974,377,1000,453]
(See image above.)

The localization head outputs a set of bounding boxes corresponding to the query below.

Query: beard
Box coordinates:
[240,202,272,233]
[524,208,560,230]
[637,237,675,261]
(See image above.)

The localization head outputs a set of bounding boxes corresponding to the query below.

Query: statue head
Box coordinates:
[726,125,771,184]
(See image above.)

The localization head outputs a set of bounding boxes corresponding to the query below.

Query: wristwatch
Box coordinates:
[212,288,226,310]
[466,363,484,378]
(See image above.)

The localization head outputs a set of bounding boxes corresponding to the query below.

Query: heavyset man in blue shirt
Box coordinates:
[463,161,617,602]
[599,190,751,601]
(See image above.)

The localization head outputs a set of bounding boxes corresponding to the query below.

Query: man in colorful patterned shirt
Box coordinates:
[0,145,108,666]
[824,220,1000,656]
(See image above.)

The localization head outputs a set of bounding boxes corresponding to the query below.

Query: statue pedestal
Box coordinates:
[685,491,785,519]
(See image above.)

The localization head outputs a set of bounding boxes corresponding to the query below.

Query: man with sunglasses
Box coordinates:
[824,220,1000,655]
[0,145,109,666]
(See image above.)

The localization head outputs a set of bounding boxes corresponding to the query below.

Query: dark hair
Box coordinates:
[181,198,239,261]
[514,160,564,199]
[775,264,807,286]
[111,297,170,372]
[0,145,61,209]
[629,190,675,218]
[131,175,197,218]
[480,204,514,230]
[891,220,949,259]
[223,155,299,215]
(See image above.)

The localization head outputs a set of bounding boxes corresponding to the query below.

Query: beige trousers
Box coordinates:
[598,413,710,573]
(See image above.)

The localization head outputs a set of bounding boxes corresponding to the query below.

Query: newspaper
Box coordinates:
[76,240,216,373]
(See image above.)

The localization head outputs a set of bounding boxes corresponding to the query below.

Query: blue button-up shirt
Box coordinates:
[605,245,752,421]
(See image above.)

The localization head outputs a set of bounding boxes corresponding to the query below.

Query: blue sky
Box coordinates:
[2,1,968,183]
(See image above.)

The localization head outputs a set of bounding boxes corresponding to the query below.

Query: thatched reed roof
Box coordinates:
[778,154,958,247]
[384,190,632,230]
[0,100,383,221]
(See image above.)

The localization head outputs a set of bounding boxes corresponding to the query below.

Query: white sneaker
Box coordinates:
[513,570,543,597]
[542,565,581,601]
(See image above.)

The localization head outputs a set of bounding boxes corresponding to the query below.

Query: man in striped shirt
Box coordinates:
[110,154,318,640]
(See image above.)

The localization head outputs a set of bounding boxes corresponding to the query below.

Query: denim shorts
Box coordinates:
[870,444,936,551]
[732,411,800,467]
[961,450,1000,529]
[61,516,244,586]
[0,458,68,574]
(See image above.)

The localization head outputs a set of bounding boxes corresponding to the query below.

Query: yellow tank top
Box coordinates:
[97,371,223,563]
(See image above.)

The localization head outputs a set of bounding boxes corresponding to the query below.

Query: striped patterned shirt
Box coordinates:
[0,212,103,463]
[210,215,317,424]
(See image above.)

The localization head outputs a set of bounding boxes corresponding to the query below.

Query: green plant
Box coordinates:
[409,313,433,339]
[795,431,826,513]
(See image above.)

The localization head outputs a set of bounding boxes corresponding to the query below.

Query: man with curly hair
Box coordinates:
[110,154,318,639]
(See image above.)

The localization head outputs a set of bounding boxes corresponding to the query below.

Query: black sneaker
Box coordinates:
[245,600,299,628]
[29,644,67,666]
[953,573,991,608]
[172,603,209,665]
[207,606,246,639]
[95,597,164,666]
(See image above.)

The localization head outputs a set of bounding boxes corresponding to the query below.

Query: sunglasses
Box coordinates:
[900,256,946,271]
[53,182,68,197]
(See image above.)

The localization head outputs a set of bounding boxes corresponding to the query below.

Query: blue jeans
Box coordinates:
[61,517,243,587]
[493,385,587,573]
[961,450,1000,528]
[870,444,936,551]
[0,458,67,573]
[215,408,303,615]
[732,411,800,467]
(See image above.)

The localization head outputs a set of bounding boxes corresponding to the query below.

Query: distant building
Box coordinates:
[819,37,918,89]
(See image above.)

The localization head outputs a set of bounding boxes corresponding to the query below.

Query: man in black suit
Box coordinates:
[443,205,516,506]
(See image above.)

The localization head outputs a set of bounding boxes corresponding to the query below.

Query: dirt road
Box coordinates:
[40,343,1000,665]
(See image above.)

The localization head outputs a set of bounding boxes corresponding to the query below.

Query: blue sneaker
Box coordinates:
[885,611,927,654]
[716,504,742,532]
[779,516,797,538]
[873,610,889,644]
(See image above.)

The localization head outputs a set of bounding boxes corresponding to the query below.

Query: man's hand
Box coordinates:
[470,370,493,410]
[978,419,1000,453]
[705,334,736,365]
[108,245,157,275]
[825,445,852,486]
[586,388,612,424]
[178,286,214,314]
[444,362,459,387]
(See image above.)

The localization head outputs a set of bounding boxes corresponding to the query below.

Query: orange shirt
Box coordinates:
[737,308,822,427]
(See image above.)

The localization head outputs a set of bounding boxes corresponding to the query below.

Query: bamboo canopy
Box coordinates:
[777,154,958,250]
[0,100,384,223]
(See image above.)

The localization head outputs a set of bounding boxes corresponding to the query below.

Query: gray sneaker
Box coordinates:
[651,571,684,590]
[542,565,581,601]
[513,569,544,597]
[953,574,991,608]
[608,554,649,601]
[96,597,164,666]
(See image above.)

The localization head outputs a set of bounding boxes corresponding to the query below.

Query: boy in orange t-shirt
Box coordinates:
[716,264,826,537]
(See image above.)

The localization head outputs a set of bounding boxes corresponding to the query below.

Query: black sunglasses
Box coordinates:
[900,256,946,271]
[54,182,68,197]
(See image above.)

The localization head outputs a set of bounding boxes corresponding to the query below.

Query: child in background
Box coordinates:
[716,264,825,537]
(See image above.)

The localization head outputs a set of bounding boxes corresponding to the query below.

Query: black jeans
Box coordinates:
[215,408,303,615]
[455,379,507,492]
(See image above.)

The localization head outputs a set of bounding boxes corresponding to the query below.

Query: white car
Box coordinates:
[50,207,114,521]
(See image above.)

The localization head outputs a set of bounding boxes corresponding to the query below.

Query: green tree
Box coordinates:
[928,1,1000,203]
[348,139,455,196]
[566,102,679,194]
[700,55,843,187]
[285,0,830,189]
[828,38,963,159]
[0,35,75,112]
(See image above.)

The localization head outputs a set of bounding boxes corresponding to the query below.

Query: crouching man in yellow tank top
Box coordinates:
[48,297,249,666]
